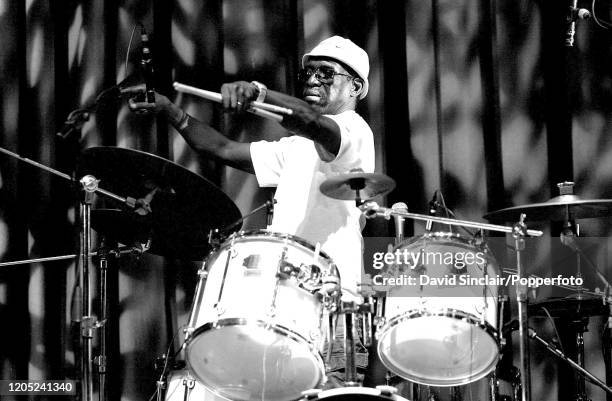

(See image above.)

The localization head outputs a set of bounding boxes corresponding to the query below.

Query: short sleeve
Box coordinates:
[250,137,292,187]
[321,111,375,173]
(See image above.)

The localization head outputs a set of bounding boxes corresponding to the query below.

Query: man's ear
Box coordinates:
[351,78,364,98]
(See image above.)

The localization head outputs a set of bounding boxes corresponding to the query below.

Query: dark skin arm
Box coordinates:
[128,81,342,170]
[129,92,254,172]
[221,81,341,159]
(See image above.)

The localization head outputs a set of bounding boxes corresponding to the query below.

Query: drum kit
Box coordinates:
[4,145,612,401]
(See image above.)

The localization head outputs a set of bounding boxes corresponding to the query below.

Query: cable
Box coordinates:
[124,23,142,80]
[145,324,188,401]
[540,306,565,353]
[592,0,612,29]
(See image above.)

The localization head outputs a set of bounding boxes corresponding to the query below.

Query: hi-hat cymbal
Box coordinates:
[484,194,612,222]
[320,171,396,201]
[78,147,241,260]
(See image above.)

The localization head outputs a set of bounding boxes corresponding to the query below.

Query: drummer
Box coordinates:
[129,36,374,384]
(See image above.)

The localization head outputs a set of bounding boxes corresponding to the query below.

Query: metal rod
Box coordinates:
[0,146,130,206]
[514,215,531,401]
[0,146,72,181]
[0,246,145,268]
[97,247,109,401]
[362,202,543,237]
[344,310,358,385]
[530,328,612,394]
[80,199,94,401]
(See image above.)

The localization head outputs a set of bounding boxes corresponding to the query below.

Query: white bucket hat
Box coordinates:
[302,36,370,99]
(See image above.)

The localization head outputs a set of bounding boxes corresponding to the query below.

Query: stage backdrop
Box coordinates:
[1,1,612,400]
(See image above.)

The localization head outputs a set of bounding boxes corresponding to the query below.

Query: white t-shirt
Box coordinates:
[250,110,375,294]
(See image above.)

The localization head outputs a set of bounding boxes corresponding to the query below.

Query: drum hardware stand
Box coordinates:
[529,327,612,395]
[0,146,151,401]
[339,300,361,386]
[512,214,531,401]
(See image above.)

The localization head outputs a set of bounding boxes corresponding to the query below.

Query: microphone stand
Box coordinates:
[208,200,277,246]
[530,328,612,395]
[513,214,531,401]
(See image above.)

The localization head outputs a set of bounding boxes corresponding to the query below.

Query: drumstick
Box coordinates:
[173,82,293,122]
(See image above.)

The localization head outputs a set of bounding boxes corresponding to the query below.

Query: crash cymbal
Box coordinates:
[528,295,608,318]
[484,194,612,222]
[78,147,241,260]
[320,171,396,201]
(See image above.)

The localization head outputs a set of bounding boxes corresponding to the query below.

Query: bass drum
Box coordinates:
[185,230,340,401]
[376,232,500,387]
[301,386,411,400]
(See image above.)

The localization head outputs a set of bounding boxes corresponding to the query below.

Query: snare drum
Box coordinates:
[301,386,410,400]
[376,232,500,387]
[186,230,340,401]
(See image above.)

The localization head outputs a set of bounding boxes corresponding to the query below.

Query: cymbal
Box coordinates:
[78,147,241,260]
[529,295,608,318]
[91,208,152,247]
[484,194,612,222]
[320,171,396,201]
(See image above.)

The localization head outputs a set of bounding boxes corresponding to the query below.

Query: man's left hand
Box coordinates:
[220,81,259,112]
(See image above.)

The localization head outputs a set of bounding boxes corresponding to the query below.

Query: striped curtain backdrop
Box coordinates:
[1,1,612,400]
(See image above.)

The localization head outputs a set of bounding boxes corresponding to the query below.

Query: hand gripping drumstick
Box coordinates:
[173,82,293,122]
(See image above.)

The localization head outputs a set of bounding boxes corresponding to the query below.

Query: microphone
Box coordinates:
[140,26,155,103]
[428,190,440,215]
[266,199,275,226]
[566,0,591,47]
[391,202,408,245]
[426,190,439,231]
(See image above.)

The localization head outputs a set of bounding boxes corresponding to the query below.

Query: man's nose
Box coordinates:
[306,72,321,85]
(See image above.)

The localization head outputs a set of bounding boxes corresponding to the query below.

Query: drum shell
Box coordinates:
[185,230,340,401]
[376,233,500,387]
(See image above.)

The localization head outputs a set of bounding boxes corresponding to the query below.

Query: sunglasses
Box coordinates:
[298,66,354,84]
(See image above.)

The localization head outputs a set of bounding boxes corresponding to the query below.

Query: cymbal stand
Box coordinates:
[340,300,359,386]
[79,175,95,401]
[337,299,374,386]
[512,214,531,401]
[0,146,146,401]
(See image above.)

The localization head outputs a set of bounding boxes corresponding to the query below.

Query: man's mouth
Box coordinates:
[304,91,321,102]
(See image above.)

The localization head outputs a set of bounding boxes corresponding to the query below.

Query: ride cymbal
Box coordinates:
[484,195,612,222]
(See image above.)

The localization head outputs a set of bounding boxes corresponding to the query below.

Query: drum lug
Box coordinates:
[376,385,398,396]
[213,303,225,318]
[183,326,195,341]
[301,388,322,399]
[197,269,208,279]
[309,329,321,342]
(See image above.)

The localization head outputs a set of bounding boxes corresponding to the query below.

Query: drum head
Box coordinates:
[187,321,324,401]
[377,313,498,386]
[304,387,409,400]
